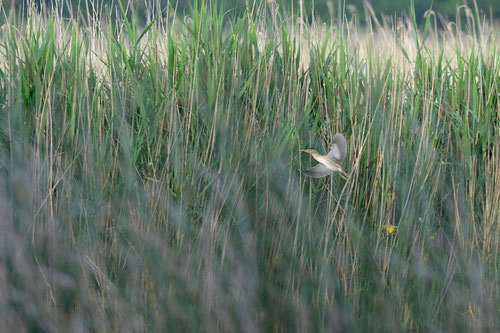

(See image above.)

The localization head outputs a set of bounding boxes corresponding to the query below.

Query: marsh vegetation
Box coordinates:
[0,1,499,331]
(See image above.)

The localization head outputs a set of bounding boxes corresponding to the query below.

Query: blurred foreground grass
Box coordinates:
[0,1,499,331]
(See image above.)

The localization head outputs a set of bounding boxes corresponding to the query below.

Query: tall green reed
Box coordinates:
[0,0,498,331]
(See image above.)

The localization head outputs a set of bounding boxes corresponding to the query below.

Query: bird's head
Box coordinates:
[301,148,318,154]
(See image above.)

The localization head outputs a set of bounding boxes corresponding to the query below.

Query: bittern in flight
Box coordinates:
[301,133,348,178]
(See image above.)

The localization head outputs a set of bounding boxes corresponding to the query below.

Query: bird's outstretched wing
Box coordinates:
[301,164,333,178]
[327,133,347,163]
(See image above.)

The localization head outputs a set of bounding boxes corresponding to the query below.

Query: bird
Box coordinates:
[301,133,348,178]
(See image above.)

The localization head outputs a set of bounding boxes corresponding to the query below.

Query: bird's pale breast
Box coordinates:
[312,155,342,171]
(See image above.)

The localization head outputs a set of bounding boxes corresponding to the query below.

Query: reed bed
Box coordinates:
[0,1,499,331]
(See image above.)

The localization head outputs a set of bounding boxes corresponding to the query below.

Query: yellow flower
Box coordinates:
[382,224,397,234]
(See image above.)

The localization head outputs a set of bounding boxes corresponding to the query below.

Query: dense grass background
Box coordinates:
[0,0,499,331]
[12,0,500,24]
